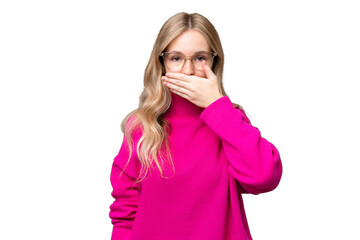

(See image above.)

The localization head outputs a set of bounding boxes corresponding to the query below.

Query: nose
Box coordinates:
[181,59,195,75]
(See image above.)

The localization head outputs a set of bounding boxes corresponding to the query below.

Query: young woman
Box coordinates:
[109,12,282,240]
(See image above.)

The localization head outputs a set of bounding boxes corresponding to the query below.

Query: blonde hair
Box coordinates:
[120,12,246,183]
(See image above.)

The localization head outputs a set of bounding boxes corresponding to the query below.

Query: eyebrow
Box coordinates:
[167,50,210,54]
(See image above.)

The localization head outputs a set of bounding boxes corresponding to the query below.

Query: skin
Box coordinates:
[161,29,224,108]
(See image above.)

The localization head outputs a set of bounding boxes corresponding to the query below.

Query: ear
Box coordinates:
[202,61,216,79]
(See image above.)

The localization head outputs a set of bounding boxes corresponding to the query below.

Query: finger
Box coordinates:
[162,76,189,89]
[202,61,216,79]
[167,81,192,98]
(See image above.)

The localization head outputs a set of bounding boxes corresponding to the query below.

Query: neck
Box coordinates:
[164,91,204,119]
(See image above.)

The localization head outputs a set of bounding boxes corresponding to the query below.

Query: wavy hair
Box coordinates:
[120,12,246,184]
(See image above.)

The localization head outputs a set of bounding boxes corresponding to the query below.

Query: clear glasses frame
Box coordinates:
[160,51,218,71]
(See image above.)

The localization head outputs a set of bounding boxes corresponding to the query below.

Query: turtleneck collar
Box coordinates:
[164,91,204,119]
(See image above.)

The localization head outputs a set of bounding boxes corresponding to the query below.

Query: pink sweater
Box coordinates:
[109,91,282,240]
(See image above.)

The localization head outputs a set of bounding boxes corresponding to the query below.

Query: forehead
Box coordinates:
[166,29,211,54]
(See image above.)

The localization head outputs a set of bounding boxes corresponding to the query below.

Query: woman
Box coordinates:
[109,12,282,240]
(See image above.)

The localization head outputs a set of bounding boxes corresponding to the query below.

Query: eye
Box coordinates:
[194,55,208,62]
[168,54,183,62]
[171,56,181,62]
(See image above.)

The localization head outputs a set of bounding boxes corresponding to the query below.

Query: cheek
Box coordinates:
[195,70,207,78]
[165,66,179,74]
[164,66,179,74]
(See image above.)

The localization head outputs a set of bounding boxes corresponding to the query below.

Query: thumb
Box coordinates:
[202,61,215,79]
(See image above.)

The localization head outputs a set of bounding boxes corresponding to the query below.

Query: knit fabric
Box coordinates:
[109,91,282,240]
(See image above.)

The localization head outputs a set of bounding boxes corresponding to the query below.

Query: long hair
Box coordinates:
[120,12,246,183]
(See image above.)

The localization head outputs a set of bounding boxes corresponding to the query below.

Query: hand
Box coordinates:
[161,61,224,108]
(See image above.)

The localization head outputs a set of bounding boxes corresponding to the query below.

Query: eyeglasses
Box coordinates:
[160,51,217,71]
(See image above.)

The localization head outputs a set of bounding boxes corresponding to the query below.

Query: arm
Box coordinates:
[109,130,142,240]
[200,96,282,195]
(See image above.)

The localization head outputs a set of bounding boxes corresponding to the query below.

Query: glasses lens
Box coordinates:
[192,53,213,70]
[164,52,185,71]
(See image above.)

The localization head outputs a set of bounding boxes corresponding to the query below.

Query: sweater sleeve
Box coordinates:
[200,96,282,195]
[109,123,142,239]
